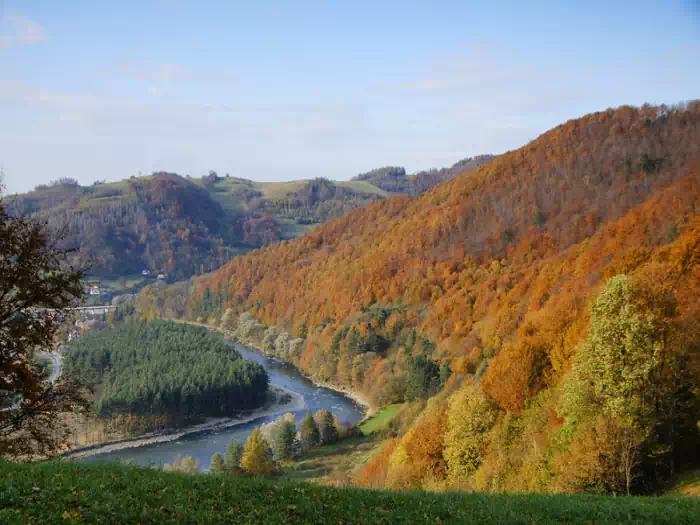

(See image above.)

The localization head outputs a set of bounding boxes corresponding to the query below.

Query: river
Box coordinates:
[82,342,365,471]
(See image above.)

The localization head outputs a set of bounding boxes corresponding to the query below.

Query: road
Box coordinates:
[0,350,62,413]
[45,350,63,385]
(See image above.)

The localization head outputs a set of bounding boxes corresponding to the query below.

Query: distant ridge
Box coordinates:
[3,156,493,282]
[352,155,496,195]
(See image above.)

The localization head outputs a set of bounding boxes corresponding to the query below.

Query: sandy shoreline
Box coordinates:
[227,336,374,417]
[65,385,304,460]
[63,319,373,461]
[300,379,374,418]
[178,320,375,416]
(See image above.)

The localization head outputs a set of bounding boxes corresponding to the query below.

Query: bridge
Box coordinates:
[27,305,118,321]
[65,305,117,316]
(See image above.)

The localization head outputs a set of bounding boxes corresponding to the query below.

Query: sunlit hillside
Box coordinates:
[5,158,490,284]
[136,102,700,494]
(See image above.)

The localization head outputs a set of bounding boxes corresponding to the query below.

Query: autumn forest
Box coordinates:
[132,102,700,494]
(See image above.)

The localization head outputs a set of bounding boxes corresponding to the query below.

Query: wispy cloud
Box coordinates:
[0,10,46,49]
[115,61,188,82]
[0,78,369,149]
[0,77,379,192]
[399,43,589,117]
[406,46,528,95]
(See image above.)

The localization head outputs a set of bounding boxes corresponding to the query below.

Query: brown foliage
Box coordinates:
[174,104,700,393]
[0,200,89,459]
[140,103,700,491]
[552,417,646,495]
[355,438,399,488]
[385,403,448,489]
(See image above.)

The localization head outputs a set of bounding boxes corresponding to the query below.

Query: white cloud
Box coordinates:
[0,10,46,49]
[115,61,188,82]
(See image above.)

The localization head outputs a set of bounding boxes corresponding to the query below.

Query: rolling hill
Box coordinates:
[4,158,491,284]
[135,101,700,494]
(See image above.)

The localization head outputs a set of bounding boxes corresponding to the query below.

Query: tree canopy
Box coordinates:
[241,428,275,475]
[63,321,269,424]
[5,166,475,282]
[0,189,87,459]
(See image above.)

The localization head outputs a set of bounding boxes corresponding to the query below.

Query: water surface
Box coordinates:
[82,342,365,470]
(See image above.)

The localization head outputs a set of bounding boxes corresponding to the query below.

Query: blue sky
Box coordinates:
[1,1,699,193]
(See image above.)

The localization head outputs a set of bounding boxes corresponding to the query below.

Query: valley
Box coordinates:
[2,3,699,522]
[2,104,699,518]
[130,102,700,495]
[71,337,365,470]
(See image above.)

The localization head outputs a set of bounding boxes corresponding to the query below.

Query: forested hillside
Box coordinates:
[6,174,240,281]
[135,102,700,494]
[6,158,491,282]
[352,155,496,195]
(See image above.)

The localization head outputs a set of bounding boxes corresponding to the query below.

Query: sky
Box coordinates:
[1,1,699,194]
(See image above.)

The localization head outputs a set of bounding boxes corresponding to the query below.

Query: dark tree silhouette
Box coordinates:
[0,180,88,459]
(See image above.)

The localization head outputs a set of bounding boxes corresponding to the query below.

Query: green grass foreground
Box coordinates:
[1,461,699,524]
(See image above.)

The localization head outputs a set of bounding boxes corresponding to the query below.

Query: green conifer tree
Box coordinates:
[315,409,339,445]
[274,420,297,461]
[300,411,320,451]
[224,439,244,471]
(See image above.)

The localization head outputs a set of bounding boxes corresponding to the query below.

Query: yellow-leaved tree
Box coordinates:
[241,428,275,475]
[443,384,498,487]
[557,275,697,495]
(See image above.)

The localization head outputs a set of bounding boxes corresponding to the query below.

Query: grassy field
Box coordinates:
[277,219,316,239]
[259,180,309,200]
[666,469,700,497]
[97,275,150,292]
[359,404,402,436]
[280,436,381,484]
[336,180,390,197]
[2,461,699,524]
[205,177,388,201]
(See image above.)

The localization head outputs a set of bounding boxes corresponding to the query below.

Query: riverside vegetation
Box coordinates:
[132,103,700,495]
[165,408,348,477]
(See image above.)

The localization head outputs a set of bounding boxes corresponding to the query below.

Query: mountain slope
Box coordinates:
[168,102,698,334]
[137,101,700,494]
[5,157,491,283]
